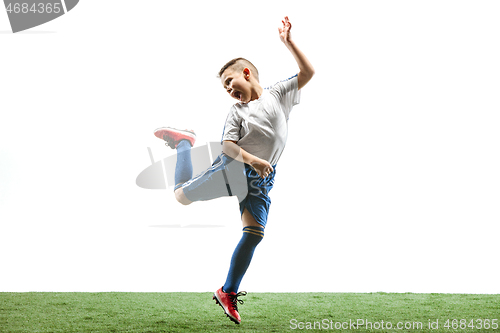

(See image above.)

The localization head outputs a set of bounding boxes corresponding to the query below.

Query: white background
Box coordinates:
[1,0,499,293]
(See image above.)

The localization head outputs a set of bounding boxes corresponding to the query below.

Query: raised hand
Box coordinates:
[278,16,292,44]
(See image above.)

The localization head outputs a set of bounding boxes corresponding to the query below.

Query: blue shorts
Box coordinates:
[238,163,276,228]
[181,154,276,228]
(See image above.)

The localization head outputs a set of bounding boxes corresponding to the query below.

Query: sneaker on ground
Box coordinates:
[213,287,247,324]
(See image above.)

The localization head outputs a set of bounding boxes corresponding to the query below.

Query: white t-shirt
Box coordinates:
[222,74,301,166]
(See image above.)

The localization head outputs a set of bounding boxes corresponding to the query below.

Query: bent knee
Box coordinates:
[174,188,192,205]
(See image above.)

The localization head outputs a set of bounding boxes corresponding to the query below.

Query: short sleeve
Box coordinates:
[221,106,241,142]
[271,74,301,120]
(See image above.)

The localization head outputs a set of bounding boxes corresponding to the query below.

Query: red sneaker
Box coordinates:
[213,287,247,324]
[153,127,196,149]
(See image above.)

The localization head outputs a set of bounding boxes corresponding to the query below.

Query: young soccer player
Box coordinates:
[154,16,314,324]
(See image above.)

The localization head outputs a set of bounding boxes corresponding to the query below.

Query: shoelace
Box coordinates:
[162,135,176,149]
[230,291,247,310]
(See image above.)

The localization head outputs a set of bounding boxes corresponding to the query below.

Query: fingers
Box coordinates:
[283,16,291,30]
[252,160,274,179]
[261,166,273,179]
[257,167,273,179]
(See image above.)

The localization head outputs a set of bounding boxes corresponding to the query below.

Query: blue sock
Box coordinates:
[174,140,193,189]
[223,226,264,293]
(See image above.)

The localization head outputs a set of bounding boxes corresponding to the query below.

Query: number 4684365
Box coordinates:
[6,3,62,14]
[444,319,498,330]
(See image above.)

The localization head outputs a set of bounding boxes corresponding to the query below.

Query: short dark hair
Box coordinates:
[218,57,259,82]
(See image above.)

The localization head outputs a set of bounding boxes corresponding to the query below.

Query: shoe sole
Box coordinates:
[213,294,241,324]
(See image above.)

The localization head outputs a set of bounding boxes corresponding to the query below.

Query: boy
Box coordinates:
[154,16,314,324]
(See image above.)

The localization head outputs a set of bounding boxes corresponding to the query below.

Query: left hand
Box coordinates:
[278,16,292,45]
[250,158,274,179]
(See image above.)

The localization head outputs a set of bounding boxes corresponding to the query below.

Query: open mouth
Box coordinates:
[234,91,242,101]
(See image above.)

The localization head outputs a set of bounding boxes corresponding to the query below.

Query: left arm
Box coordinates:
[279,16,315,90]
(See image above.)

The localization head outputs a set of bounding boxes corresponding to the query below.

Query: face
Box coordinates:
[220,68,252,103]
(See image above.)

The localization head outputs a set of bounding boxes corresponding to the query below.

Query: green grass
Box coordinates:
[1,292,499,332]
